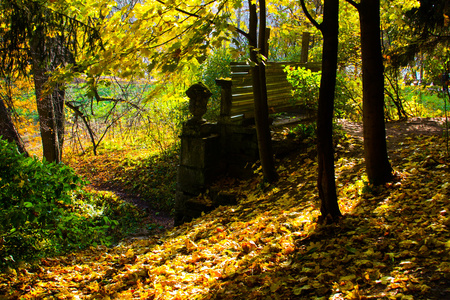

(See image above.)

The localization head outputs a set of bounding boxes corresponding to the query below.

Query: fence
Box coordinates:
[216,61,321,120]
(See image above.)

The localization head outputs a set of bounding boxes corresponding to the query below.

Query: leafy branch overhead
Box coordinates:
[0,0,103,78]
[93,0,286,76]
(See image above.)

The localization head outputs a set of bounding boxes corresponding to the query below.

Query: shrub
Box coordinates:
[285,66,322,112]
[285,66,362,120]
[289,122,317,141]
[200,48,232,121]
[0,139,143,269]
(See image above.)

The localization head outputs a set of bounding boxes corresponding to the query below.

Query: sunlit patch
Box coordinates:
[2,128,450,299]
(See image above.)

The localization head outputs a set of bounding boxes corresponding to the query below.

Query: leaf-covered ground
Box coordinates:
[1,119,450,299]
[65,146,178,218]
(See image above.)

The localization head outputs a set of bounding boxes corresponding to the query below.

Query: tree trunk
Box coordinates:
[248,0,278,183]
[316,0,341,220]
[53,86,66,158]
[30,28,65,163]
[359,0,393,185]
[0,97,28,156]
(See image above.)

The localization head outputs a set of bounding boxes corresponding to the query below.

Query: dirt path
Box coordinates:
[338,118,445,155]
[338,117,447,147]
[92,185,174,236]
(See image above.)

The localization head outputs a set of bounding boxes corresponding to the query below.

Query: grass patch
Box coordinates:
[402,86,448,117]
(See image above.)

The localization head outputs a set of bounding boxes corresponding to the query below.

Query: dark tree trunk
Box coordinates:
[300,0,341,221]
[300,32,311,63]
[32,63,63,163]
[248,0,278,183]
[316,0,341,220]
[30,29,65,163]
[0,97,28,156]
[359,0,393,185]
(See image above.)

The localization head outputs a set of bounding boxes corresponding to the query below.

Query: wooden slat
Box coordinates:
[266,82,292,90]
[232,95,296,107]
[233,94,254,103]
[233,80,291,93]
[226,61,321,118]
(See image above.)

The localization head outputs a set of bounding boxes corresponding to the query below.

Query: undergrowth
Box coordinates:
[0,139,144,270]
[65,144,179,213]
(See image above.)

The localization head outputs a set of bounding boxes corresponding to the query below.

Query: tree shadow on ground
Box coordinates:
[2,119,449,300]
[205,122,450,299]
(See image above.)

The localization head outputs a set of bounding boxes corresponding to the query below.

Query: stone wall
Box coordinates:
[174,84,260,224]
[174,121,259,225]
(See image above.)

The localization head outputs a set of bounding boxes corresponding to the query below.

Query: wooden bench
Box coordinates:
[215,61,321,123]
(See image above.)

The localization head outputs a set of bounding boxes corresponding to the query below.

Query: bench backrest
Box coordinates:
[230,62,321,118]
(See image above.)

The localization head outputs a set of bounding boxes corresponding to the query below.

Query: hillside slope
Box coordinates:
[1,119,450,299]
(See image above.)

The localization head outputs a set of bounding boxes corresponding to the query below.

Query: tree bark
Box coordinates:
[248,0,278,183]
[316,0,341,220]
[30,28,65,163]
[300,0,342,221]
[300,0,341,221]
[0,97,28,156]
[300,32,311,63]
[359,0,393,185]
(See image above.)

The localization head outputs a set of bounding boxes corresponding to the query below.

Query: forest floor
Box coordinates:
[1,117,450,299]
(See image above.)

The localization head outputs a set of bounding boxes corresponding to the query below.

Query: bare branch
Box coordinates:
[65,101,98,155]
[92,87,144,112]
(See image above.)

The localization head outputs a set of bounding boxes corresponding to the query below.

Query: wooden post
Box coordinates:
[215,78,233,123]
[300,32,311,63]
[265,28,271,59]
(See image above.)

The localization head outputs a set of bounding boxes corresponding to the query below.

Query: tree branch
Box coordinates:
[299,0,321,30]
[155,0,250,40]
[345,0,359,9]
[65,101,98,155]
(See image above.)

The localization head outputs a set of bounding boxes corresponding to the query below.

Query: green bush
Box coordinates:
[285,66,322,112]
[285,66,361,120]
[0,139,143,269]
[289,122,317,141]
[334,72,362,120]
[111,147,179,213]
[200,48,232,121]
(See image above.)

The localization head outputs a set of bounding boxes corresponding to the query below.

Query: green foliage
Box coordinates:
[288,122,317,142]
[199,48,232,121]
[287,121,346,146]
[107,147,179,213]
[285,66,363,120]
[402,86,447,117]
[139,150,178,212]
[154,94,189,139]
[67,143,179,214]
[0,139,143,269]
[284,64,364,122]
[334,72,362,120]
[285,66,321,112]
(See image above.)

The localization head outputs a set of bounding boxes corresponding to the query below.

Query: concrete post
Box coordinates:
[215,78,233,124]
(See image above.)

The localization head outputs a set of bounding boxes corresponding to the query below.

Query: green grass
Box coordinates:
[402,86,449,117]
